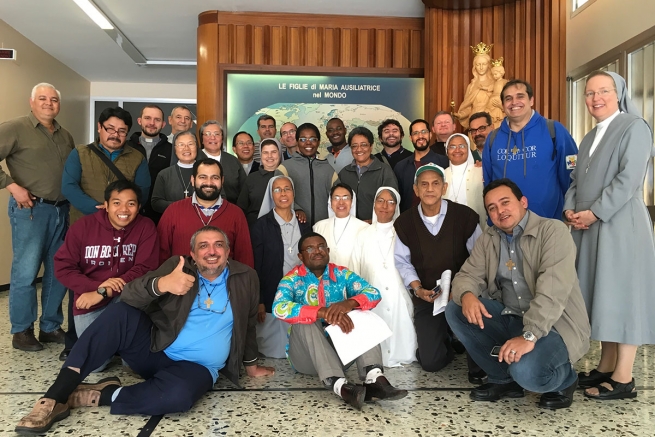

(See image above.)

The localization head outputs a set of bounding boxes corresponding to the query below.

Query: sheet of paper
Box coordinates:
[433,269,452,316]
[325,309,392,365]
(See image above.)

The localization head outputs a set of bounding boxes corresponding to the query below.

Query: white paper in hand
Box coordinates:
[433,270,452,316]
[324,310,392,365]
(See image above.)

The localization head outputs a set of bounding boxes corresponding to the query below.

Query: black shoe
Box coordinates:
[59,349,70,361]
[340,383,366,410]
[470,381,525,401]
[12,328,44,351]
[38,328,66,344]
[539,377,578,409]
[468,369,488,385]
[578,369,612,388]
[364,376,408,402]
[452,338,466,354]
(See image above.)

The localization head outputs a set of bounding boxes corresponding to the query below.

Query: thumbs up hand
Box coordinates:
[157,256,196,295]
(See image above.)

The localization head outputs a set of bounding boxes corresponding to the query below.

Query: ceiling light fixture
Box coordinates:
[72,0,114,30]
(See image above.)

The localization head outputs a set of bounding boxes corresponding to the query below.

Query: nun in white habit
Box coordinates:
[350,187,417,367]
[312,183,369,270]
[443,133,487,229]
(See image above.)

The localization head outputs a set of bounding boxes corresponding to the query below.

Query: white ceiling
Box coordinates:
[0,0,425,84]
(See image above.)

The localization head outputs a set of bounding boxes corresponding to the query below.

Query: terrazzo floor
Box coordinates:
[0,290,654,436]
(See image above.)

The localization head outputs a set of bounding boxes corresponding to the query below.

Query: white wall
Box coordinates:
[567,0,655,73]
[90,82,196,100]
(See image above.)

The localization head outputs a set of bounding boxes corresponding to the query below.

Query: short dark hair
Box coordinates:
[469,112,492,126]
[103,179,141,203]
[98,107,133,131]
[501,79,534,101]
[140,105,164,119]
[347,126,374,146]
[327,117,345,126]
[377,119,404,138]
[296,122,321,142]
[409,119,430,134]
[232,131,254,149]
[330,182,354,198]
[193,158,224,179]
[298,231,327,253]
[257,115,276,128]
[482,178,524,205]
[433,110,455,124]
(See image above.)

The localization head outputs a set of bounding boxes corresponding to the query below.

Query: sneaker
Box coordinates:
[15,398,69,435]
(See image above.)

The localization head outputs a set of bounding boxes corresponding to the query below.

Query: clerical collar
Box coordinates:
[140,135,161,146]
[177,162,194,168]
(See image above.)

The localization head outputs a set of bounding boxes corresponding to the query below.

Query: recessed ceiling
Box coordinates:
[0,0,426,84]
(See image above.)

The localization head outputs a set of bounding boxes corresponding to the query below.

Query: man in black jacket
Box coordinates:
[15,226,274,435]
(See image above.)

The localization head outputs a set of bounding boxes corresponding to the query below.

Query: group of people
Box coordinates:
[1,71,654,435]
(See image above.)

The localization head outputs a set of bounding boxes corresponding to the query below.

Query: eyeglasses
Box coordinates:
[298,137,318,144]
[302,244,328,254]
[447,144,468,151]
[280,129,297,137]
[101,125,128,136]
[332,195,351,201]
[350,143,370,149]
[411,129,430,136]
[584,88,615,99]
[175,142,196,149]
[236,141,254,147]
[197,285,230,314]
[375,198,397,206]
[203,131,222,137]
[273,187,293,193]
[467,125,489,135]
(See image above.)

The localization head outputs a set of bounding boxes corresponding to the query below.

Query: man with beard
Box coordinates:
[279,122,298,159]
[15,226,274,435]
[325,118,351,173]
[394,119,449,212]
[127,105,173,223]
[62,107,150,225]
[167,105,194,144]
[467,112,492,162]
[254,115,277,163]
[157,158,253,267]
[374,119,412,169]
[430,111,457,156]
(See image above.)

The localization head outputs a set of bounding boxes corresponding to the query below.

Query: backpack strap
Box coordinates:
[546,119,557,160]
[87,143,127,181]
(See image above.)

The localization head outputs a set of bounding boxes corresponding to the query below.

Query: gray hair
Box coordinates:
[170,105,191,117]
[190,226,230,252]
[199,120,225,139]
[31,83,61,100]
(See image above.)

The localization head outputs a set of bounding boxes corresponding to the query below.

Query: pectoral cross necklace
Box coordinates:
[506,259,516,271]
[177,165,192,198]
[202,282,219,309]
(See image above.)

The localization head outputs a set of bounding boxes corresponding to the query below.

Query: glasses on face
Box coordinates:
[375,198,397,206]
[175,142,196,149]
[236,141,254,147]
[467,125,489,135]
[411,129,430,136]
[197,285,230,314]
[302,244,328,254]
[298,137,318,144]
[203,131,222,137]
[332,195,351,202]
[101,125,128,136]
[273,187,293,193]
[584,88,615,99]
[281,129,297,137]
[447,144,468,151]
[350,143,370,150]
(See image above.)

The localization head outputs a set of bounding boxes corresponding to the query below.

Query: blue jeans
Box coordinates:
[445,298,577,393]
[8,197,68,334]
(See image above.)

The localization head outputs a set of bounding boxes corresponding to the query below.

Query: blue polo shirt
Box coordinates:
[164,268,234,383]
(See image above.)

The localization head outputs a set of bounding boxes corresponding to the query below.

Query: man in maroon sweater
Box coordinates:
[157,158,254,267]
[54,180,159,338]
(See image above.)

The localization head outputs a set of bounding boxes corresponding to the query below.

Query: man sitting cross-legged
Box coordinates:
[273,231,407,410]
[15,226,274,435]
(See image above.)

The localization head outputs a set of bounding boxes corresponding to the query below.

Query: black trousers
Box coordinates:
[64,289,77,350]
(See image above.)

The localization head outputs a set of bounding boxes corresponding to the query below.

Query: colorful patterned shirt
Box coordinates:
[273,263,381,324]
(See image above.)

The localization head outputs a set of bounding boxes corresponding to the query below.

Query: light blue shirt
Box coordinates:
[394,199,482,287]
[164,268,234,383]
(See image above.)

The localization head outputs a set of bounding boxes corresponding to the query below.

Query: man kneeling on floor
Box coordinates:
[445,178,590,409]
[16,226,274,435]
[273,232,407,410]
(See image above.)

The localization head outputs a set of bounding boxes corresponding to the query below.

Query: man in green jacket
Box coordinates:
[446,178,590,410]
[15,226,274,435]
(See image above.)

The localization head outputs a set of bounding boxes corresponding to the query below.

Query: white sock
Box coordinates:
[111,387,123,402]
[365,367,383,384]
[333,377,347,397]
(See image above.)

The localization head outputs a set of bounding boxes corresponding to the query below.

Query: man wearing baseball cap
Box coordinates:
[393,163,484,377]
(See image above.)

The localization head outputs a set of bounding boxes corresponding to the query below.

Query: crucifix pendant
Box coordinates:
[287,246,293,254]
[506,259,516,271]
[382,262,387,269]
[184,189,189,197]
[204,297,213,308]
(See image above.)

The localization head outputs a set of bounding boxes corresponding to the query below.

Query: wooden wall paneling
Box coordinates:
[288,27,302,66]
[197,18,218,130]
[253,25,266,65]
[270,26,283,65]
[410,30,423,69]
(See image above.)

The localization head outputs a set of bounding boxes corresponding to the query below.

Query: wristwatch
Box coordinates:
[523,331,537,343]
[97,287,108,298]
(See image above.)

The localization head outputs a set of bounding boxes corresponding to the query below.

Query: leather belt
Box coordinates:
[34,197,69,207]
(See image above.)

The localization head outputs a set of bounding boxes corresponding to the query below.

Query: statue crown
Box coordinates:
[491,57,504,67]
[470,42,493,56]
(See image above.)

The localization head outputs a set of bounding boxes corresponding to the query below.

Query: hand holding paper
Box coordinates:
[433,270,452,316]
[325,310,392,365]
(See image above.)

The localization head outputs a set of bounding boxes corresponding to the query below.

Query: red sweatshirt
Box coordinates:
[54,211,159,316]
[157,197,254,268]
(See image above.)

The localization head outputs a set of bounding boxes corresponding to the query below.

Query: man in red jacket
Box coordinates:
[157,158,254,267]
[54,180,159,339]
